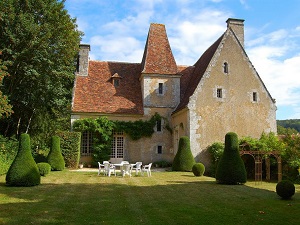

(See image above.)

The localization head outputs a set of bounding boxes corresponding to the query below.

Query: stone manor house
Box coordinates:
[71,18,277,167]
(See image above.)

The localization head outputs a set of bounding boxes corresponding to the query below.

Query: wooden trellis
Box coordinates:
[240,150,282,184]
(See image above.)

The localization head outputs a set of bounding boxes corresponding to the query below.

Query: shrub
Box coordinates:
[216,132,247,184]
[47,136,65,171]
[6,133,41,186]
[56,131,81,168]
[192,163,205,176]
[172,136,195,171]
[154,160,171,168]
[207,142,224,177]
[276,180,295,199]
[37,162,51,176]
[0,135,18,175]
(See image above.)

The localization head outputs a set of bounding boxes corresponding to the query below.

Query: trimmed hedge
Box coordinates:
[216,132,247,184]
[37,162,51,176]
[192,163,205,176]
[47,136,65,171]
[172,136,196,171]
[56,131,81,168]
[6,133,41,186]
[276,180,295,199]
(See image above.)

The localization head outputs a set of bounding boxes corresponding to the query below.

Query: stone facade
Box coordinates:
[71,18,276,167]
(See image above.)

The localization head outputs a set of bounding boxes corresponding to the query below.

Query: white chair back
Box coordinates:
[122,163,132,177]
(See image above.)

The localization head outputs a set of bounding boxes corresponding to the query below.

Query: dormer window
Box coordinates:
[223,62,229,74]
[111,73,122,87]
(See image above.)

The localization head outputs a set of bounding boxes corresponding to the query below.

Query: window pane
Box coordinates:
[158,83,163,94]
[253,92,257,102]
[81,131,93,156]
[157,145,162,154]
[224,62,228,73]
[217,88,222,98]
[157,119,162,132]
[111,131,124,159]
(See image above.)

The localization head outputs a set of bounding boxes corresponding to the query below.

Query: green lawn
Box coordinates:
[0,170,299,225]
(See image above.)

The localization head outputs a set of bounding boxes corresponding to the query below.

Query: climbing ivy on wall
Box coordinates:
[72,117,115,164]
[72,113,168,163]
[115,113,162,140]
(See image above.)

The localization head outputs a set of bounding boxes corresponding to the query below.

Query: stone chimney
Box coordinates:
[76,44,90,76]
[226,18,245,48]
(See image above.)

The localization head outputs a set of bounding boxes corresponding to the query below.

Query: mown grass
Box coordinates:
[0,170,299,225]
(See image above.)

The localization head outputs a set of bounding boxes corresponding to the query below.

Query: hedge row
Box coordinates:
[56,131,81,169]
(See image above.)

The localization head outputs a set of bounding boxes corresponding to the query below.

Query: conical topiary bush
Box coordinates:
[215,132,247,184]
[172,136,196,171]
[6,133,41,186]
[47,136,65,171]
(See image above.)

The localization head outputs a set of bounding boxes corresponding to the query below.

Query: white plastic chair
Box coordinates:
[121,161,129,165]
[98,162,105,175]
[103,162,116,177]
[121,163,132,177]
[142,163,152,177]
[132,162,142,175]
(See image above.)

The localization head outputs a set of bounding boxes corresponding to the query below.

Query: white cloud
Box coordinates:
[239,0,249,9]
[89,35,144,62]
[84,1,231,65]
[248,44,300,108]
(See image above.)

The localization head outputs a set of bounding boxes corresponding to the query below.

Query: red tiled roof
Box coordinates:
[72,24,224,116]
[174,34,224,113]
[141,23,178,75]
[72,61,144,115]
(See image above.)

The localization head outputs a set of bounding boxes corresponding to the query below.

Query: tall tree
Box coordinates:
[0,52,13,118]
[0,0,82,140]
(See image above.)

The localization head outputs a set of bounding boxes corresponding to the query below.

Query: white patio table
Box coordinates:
[112,163,136,176]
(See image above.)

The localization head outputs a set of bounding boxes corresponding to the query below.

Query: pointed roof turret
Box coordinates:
[141,23,177,75]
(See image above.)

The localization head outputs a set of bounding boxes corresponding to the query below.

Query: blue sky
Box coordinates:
[65,0,300,120]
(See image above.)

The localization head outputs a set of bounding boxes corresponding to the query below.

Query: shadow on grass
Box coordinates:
[0,171,300,225]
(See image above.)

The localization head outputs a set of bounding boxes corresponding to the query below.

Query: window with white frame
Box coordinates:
[111,131,124,159]
[223,62,229,74]
[81,131,93,156]
[253,92,258,102]
[217,88,223,98]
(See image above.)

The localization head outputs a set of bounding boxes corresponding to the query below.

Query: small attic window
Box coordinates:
[114,79,119,87]
[223,62,229,74]
[111,73,122,87]
[253,92,257,102]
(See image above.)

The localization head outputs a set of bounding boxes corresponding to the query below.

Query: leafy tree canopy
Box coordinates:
[0,53,13,118]
[0,0,82,140]
[277,119,300,133]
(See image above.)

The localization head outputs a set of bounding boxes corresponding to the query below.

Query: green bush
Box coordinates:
[207,142,224,177]
[276,180,295,199]
[47,136,65,171]
[216,132,247,184]
[0,135,18,175]
[6,133,41,186]
[192,163,205,176]
[172,136,195,171]
[37,162,51,176]
[56,131,81,168]
[154,160,171,168]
